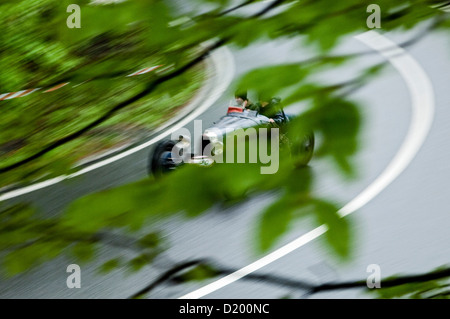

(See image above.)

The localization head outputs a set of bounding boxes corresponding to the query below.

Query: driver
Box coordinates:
[234,90,253,109]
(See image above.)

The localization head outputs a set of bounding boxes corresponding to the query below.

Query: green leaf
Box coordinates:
[128,253,156,272]
[313,199,351,259]
[174,264,218,283]
[237,64,310,100]
[2,241,65,276]
[138,232,161,249]
[99,258,122,274]
[257,195,309,252]
[71,242,96,263]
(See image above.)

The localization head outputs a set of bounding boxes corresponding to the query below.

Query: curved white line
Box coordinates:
[0,46,235,202]
[179,30,435,299]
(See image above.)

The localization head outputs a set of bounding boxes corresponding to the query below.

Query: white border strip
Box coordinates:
[0,46,235,202]
[127,65,162,77]
[179,30,435,299]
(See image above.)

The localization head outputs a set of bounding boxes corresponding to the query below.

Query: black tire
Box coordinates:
[149,140,177,177]
[291,132,314,168]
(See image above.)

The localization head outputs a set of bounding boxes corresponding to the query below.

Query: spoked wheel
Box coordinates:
[150,140,178,177]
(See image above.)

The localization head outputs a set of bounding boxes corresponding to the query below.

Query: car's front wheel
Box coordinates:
[149,140,178,177]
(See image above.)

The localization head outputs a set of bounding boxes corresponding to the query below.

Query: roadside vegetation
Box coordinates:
[0,0,206,188]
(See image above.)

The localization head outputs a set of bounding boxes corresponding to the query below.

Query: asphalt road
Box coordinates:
[1,19,450,298]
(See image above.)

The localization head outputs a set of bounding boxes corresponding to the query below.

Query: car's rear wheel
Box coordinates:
[291,132,314,167]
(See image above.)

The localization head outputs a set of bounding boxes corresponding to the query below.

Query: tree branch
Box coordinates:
[127,258,450,299]
[129,259,206,299]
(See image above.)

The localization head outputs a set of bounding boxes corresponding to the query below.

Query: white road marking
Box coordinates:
[340,31,435,216]
[0,46,235,202]
[179,30,435,299]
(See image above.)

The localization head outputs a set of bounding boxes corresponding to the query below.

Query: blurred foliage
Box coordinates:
[0,64,205,188]
[0,0,449,299]
[373,280,450,299]
[129,261,450,299]
[366,266,450,299]
[172,263,219,283]
[0,0,206,188]
[0,202,165,276]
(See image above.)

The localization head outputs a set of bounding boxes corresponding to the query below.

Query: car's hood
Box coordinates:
[204,110,271,138]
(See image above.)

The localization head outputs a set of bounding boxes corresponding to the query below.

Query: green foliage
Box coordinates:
[305,97,361,176]
[138,232,161,249]
[174,264,219,283]
[257,197,297,252]
[0,0,206,188]
[3,241,63,275]
[71,241,96,263]
[368,266,450,299]
[0,202,165,277]
[313,199,351,258]
[0,0,448,298]
[237,64,310,99]
[129,253,156,272]
[99,258,122,274]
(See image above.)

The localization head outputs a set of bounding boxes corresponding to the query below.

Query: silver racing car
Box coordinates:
[150,103,314,176]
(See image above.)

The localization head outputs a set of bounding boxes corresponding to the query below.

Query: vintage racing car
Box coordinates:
[149,101,314,176]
